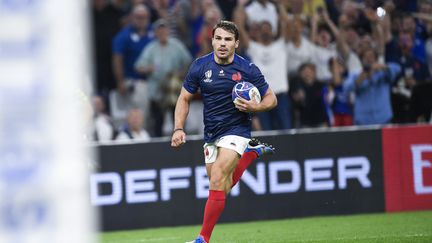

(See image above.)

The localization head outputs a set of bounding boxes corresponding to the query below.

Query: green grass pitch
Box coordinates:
[101,211,432,243]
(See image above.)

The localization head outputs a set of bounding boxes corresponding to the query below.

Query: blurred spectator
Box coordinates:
[92,0,123,97]
[340,0,371,35]
[92,95,117,142]
[111,4,153,127]
[116,108,151,142]
[284,0,304,15]
[390,31,430,123]
[135,19,192,137]
[340,26,360,54]
[286,16,315,78]
[310,10,337,81]
[171,0,204,56]
[215,0,237,21]
[381,0,396,43]
[323,57,354,126]
[323,0,343,23]
[343,49,402,125]
[410,81,432,123]
[320,8,363,73]
[394,14,427,62]
[245,0,279,34]
[235,1,292,130]
[117,0,160,25]
[291,63,328,128]
[149,0,186,39]
[151,0,175,20]
[302,0,327,17]
[391,75,417,124]
[196,0,223,57]
[412,3,432,75]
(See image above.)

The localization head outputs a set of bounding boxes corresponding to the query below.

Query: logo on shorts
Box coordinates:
[204,147,209,157]
[230,142,236,147]
[203,70,213,83]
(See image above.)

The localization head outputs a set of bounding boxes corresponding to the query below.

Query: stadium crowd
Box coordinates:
[90,0,432,142]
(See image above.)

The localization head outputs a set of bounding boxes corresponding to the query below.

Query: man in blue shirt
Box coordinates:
[171,21,277,243]
[112,4,153,94]
[111,4,153,126]
[344,49,401,125]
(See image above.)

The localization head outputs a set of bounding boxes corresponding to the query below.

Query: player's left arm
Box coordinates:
[235,88,277,113]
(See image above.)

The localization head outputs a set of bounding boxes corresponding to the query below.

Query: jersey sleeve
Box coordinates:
[183,60,200,94]
[249,63,269,97]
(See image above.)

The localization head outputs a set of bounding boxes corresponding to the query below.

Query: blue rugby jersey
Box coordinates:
[183,52,269,142]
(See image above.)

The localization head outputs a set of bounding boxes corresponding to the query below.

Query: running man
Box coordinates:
[171,20,277,243]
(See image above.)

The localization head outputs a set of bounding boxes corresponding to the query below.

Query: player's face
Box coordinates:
[212,28,239,64]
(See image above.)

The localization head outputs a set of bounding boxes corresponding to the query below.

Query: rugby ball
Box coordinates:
[232,81,261,104]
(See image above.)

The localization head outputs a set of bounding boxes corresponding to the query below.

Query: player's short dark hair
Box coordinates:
[212,20,239,41]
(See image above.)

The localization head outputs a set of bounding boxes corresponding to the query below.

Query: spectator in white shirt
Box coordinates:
[116,108,151,142]
[311,11,337,81]
[235,1,292,130]
[92,95,116,142]
[286,15,315,78]
[245,0,279,34]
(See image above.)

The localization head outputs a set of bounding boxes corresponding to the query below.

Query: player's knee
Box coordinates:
[209,169,227,189]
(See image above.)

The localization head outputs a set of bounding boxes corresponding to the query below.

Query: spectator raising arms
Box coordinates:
[344,49,401,125]
[234,0,292,130]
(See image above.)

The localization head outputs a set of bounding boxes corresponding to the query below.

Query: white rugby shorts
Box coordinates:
[203,135,250,164]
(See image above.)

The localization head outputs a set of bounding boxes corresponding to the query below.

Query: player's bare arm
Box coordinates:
[234,88,277,113]
[171,87,193,147]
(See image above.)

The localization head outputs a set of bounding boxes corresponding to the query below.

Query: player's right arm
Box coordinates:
[171,87,194,147]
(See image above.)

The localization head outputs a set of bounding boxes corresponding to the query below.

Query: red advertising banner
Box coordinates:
[382,125,432,212]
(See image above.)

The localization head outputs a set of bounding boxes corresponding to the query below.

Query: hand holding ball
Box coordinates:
[232,82,261,104]
[232,82,261,113]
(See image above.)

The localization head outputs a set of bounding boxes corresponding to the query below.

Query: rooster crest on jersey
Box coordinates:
[232,81,261,104]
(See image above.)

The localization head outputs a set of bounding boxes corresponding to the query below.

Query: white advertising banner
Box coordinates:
[0,0,95,243]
